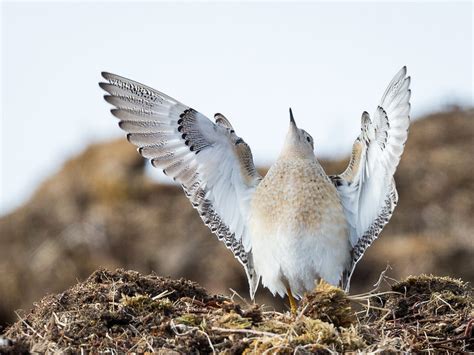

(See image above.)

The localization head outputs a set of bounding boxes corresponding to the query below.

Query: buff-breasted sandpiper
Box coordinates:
[100,67,411,311]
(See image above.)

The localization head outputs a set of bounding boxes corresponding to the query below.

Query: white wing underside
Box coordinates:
[99,73,262,297]
[330,67,411,291]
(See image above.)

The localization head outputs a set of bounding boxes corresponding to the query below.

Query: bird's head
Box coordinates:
[280,108,315,159]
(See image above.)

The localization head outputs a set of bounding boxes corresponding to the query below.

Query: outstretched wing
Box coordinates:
[99,73,262,297]
[330,66,411,291]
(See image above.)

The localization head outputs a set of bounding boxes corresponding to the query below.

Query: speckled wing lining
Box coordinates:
[330,67,411,291]
[99,73,262,298]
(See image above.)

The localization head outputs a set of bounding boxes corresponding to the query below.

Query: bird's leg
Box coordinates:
[286,286,298,314]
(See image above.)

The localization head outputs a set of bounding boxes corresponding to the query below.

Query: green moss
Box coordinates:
[392,274,467,296]
[175,313,201,327]
[257,319,290,334]
[428,290,470,313]
[292,317,365,351]
[339,326,367,351]
[293,318,338,345]
[243,338,294,355]
[218,312,252,329]
[120,294,172,312]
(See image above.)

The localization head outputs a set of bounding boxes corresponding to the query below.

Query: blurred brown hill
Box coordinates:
[1,108,473,328]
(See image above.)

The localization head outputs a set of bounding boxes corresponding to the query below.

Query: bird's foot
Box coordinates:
[286,286,298,314]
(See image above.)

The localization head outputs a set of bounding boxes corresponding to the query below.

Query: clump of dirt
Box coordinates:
[1,270,472,353]
[301,280,355,328]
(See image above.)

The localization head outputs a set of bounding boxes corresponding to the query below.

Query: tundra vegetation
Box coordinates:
[1,269,472,353]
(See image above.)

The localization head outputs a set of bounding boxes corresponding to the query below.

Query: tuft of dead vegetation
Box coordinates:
[1,269,472,353]
[354,274,474,353]
[301,280,355,328]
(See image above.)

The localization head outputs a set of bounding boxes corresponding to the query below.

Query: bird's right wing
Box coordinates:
[330,67,411,291]
[99,73,262,298]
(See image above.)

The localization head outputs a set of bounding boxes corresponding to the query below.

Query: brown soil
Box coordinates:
[1,269,472,353]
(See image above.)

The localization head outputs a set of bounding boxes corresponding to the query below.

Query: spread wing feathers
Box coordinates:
[99,72,262,298]
[330,66,411,291]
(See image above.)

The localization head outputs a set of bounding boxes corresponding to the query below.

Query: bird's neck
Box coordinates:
[278,145,316,162]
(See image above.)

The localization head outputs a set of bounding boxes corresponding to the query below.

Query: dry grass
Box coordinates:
[1,269,472,353]
[350,274,473,353]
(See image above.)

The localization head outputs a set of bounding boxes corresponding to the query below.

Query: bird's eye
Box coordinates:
[306,137,311,143]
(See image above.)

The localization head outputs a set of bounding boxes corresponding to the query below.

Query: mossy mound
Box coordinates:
[301,280,355,328]
[358,274,473,352]
[1,270,472,353]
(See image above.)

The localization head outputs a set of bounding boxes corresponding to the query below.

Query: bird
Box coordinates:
[99,67,411,312]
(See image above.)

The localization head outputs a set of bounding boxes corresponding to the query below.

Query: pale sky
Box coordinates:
[1,1,473,215]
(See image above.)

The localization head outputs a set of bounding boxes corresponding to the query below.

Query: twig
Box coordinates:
[211,327,281,338]
[152,289,175,300]
[373,264,392,289]
[430,335,470,346]
[357,303,390,312]
[198,329,215,354]
[129,324,155,353]
[433,294,455,312]
[349,290,403,301]
[262,344,292,354]
[436,344,461,352]
[52,312,67,328]
[464,318,474,337]
[229,288,252,307]
[14,311,44,339]
[170,320,216,354]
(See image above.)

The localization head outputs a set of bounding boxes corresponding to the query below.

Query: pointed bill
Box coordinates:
[289,108,297,127]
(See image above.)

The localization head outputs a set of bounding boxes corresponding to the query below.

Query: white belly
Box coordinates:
[250,223,350,298]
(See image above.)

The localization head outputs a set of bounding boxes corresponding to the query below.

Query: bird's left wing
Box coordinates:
[99,72,262,297]
[330,67,411,291]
